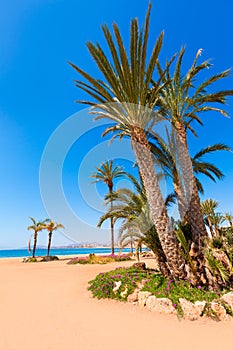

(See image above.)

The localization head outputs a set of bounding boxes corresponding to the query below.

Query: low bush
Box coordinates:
[67,253,132,265]
[88,264,231,319]
[41,256,59,262]
[88,264,154,300]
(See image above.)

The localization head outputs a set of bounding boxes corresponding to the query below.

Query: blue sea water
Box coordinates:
[0,247,133,259]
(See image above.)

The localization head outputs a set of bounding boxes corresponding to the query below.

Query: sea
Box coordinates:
[0,247,134,259]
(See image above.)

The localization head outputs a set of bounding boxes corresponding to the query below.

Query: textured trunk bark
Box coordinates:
[174,180,187,220]
[157,254,170,277]
[131,126,186,279]
[32,232,37,258]
[175,122,208,250]
[47,232,52,257]
[174,122,209,285]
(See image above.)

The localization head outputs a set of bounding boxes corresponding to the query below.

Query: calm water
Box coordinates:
[0,247,133,258]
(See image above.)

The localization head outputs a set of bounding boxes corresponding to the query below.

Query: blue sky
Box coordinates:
[0,0,233,248]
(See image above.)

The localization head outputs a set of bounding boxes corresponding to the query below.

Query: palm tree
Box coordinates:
[150,130,230,220]
[155,47,233,256]
[98,173,175,276]
[70,4,186,278]
[201,199,219,237]
[223,213,233,227]
[91,160,125,254]
[45,220,64,257]
[27,217,49,258]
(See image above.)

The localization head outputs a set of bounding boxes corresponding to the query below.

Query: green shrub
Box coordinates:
[27,257,37,262]
[88,265,230,319]
[67,253,132,265]
[88,265,153,301]
[41,256,59,262]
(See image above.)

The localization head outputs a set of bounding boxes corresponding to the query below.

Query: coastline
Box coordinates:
[0,247,133,259]
[1,257,233,350]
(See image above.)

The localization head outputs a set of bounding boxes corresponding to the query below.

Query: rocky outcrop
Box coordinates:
[194,301,206,315]
[138,291,152,307]
[221,292,233,312]
[113,281,122,293]
[210,302,228,321]
[146,296,176,314]
[127,289,139,303]
[179,298,202,321]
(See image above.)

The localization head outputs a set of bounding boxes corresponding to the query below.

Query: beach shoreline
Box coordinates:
[1,257,233,350]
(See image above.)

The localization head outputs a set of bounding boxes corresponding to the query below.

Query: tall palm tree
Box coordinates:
[155,47,233,255]
[45,220,64,257]
[27,217,49,258]
[70,5,186,278]
[91,160,125,254]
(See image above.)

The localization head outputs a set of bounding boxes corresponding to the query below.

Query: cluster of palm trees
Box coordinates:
[27,217,64,258]
[202,199,233,238]
[70,4,233,285]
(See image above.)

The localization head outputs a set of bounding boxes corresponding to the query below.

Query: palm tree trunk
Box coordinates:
[109,186,114,255]
[175,122,209,284]
[175,122,208,249]
[32,232,38,258]
[174,181,187,220]
[208,220,215,238]
[47,232,52,257]
[131,126,186,279]
[130,239,133,254]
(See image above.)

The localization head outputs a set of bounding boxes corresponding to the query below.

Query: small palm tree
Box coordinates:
[201,199,219,237]
[27,217,49,258]
[45,220,64,257]
[223,213,233,227]
[91,160,125,254]
[98,173,175,276]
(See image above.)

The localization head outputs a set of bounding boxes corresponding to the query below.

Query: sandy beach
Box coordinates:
[0,257,232,350]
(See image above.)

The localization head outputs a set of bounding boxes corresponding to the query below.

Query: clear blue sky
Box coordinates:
[1,0,233,248]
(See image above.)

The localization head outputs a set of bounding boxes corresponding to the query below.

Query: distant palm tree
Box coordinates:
[155,46,233,254]
[223,213,233,227]
[27,217,49,258]
[91,160,125,254]
[70,5,186,278]
[45,220,64,257]
[201,199,219,237]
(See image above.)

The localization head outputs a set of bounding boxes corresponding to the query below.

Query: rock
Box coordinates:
[120,286,128,298]
[194,301,206,316]
[179,298,200,321]
[221,292,233,311]
[210,302,227,321]
[113,281,122,293]
[146,296,176,314]
[138,291,152,307]
[127,289,139,303]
